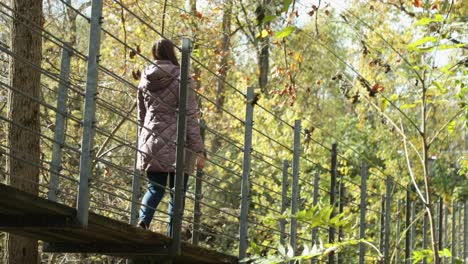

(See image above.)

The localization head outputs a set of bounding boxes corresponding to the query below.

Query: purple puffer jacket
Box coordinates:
[136,60,204,174]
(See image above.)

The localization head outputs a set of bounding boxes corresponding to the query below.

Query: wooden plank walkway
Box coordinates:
[0,183,237,263]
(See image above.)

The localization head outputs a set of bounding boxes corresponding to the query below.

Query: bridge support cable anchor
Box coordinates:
[238,86,254,261]
[289,120,301,264]
[77,0,103,228]
[48,43,73,202]
[170,38,191,257]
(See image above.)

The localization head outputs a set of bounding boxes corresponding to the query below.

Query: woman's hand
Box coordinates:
[196,152,205,170]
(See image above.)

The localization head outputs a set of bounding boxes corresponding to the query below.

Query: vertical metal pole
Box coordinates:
[77,0,103,227]
[443,203,448,263]
[280,160,289,246]
[451,202,456,264]
[311,171,320,264]
[458,203,462,258]
[404,186,411,264]
[395,199,401,264]
[192,120,205,246]
[337,175,344,264]
[238,86,254,260]
[191,169,203,246]
[464,201,467,264]
[329,143,337,264]
[438,197,443,252]
[379,195,385,253]
[410,201,415,255]
[358,161,367,264]
[129,133,140,226]
[384,177,392,264]
[422,209,428,264]
[48,43,72,202]
[170,38,191,257]
[289,120,301,261]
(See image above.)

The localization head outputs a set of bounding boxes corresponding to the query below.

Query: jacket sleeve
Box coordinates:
[185,78,204,154]
[137,72,147,135]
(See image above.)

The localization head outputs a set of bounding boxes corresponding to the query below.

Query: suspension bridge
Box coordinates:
[0,0,466,263]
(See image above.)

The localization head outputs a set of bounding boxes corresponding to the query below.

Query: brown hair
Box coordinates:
[152,39,179,66]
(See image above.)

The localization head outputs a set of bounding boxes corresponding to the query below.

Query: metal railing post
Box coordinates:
[423,207,428,264]
[458,203,462,258]
[379,195,385,253]
[404,186,411,264]
[280,159,289,245]
[77,0,103,227]
[170,38,191,257]
[48,43,72,202]
[451,201,456,264]
[337,173,344,264]
[358,161,367,264]
[311,171,320,264]
[384,177,392,263]
[464,201,467,263]
[410,201,415,255]
[329,143,337,264]
[289,120,301,262]
[444,203,448,262]
[238,86,254,261]
[438,197,443,252]
[192,120,205,246]
[129,130,140,226]
[395,199,401,264]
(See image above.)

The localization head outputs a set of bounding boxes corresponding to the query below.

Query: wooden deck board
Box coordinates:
[0,183,237,263]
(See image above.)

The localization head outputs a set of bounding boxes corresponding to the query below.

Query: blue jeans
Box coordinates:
[138,171,188,236]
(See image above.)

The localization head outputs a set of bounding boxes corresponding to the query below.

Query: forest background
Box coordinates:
[0,0,466,263]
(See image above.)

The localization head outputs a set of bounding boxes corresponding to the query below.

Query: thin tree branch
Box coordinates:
[400,119,427,204]
[428,108,464,146]
[95,102,137,159]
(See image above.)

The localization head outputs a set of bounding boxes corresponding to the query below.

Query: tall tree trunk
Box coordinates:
[258,0,270,92]
[190,0,201,92]
[211,0,232,153]
[4,0,42,263]
[258,37,269,92]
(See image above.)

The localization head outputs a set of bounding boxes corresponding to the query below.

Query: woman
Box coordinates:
[136,39,205,236]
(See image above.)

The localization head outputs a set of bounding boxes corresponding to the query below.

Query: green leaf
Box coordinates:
[401,103,417,109]
[274,26,295,39]
[282,0,292,12]
[440,248,451,257]
[390,94,399,101]
[447,120,456,134]
[192,48,201,59]
[250,241,262,255]
[415,14,443,25]
[261,29,269,38]
[262,15,276,24]
[432,81,448,94]
[380,98,389,112]
[406,36,437,50]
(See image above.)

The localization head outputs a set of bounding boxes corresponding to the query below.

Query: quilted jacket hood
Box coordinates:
[141,60,180,92]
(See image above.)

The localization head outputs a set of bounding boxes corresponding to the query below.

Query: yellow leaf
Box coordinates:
[294,52,302,63]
